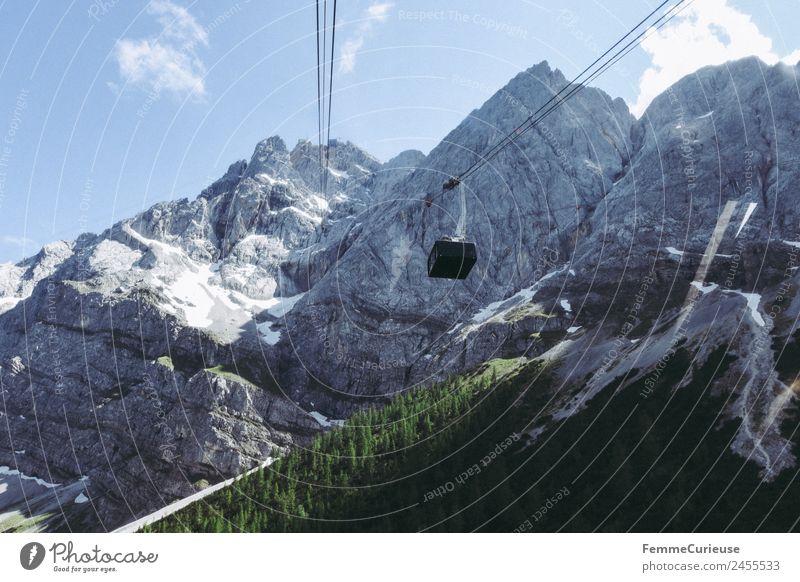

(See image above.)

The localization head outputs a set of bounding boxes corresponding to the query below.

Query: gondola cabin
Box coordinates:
[427,239,477,279]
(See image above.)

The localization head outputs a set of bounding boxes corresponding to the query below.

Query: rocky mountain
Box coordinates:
[1,56,799,532]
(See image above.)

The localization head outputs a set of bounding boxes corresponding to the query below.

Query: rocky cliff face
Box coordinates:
[1,57,799,531]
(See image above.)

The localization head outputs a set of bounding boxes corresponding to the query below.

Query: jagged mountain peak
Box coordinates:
[199,159,247,201]
[511,59,565,89]
[288,138,382,191]
[384,149,426,170]
[244,135,294,181]
[254,134,288,154]
[3,57,800,532]
[639,55,799,126]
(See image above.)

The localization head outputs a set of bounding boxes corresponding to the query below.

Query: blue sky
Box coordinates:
[0,0,798,263]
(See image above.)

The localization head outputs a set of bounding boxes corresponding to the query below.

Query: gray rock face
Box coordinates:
[1,57,799,530]
[281,61,634,405]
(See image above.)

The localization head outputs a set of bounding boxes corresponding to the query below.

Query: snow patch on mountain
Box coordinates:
[0,466,60,489]
[121,224,306,342]
[254,173,288,187]
[0,263,24,297]
[470,268,565,325]
[328,167,349,180]
[735,202,758,237]
[89,240,142,273]
[665,246,685,257]
[0,297,22,314]
[449,268,568,340]
[691,281,719,294]
[155,262,233,329]
[256,293,306,345]
[283,206,322,225]
[266,293,305,318]
[123,224,183,259]
[309,411,345,428]
[725,290,765,326]
[256,321,281,345]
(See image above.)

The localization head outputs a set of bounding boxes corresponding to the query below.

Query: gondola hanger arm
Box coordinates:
[443,177,460,191]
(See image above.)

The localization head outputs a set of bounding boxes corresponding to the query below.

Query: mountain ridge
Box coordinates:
[1,56,799,532]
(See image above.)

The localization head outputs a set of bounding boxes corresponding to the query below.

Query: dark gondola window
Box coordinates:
[427,239,477,279]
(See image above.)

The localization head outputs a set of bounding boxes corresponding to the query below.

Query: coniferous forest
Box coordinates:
[145,348,800,533]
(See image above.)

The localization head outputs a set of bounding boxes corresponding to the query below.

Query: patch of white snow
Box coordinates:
[267,293,305,318]
[0,297,21,311]
[255,173,288,186]
[89,240,142,273]
[328,167,349,179]
[665,246,685,257]
[256,321,282,345]
[690,281,719,294]
[0,466,60,488]
[735,202,758,238]
[309,412,328,426]
[726,290,765,326]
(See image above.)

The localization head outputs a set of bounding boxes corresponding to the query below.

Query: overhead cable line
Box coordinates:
[429,0,693,203]
[323,0,338,195]
[313,0,338,196]
[315,0,324,192]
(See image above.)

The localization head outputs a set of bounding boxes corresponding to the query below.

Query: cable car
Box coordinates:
[427,237,477,279]
[425,178,477,280]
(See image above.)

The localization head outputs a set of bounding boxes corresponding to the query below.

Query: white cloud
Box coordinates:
[631,0,799,117]
[782,48,800,65]
[339,2,392,73]
[148,0,208,48]
[116,38,205,95]
[340,37,365,74]
[114,0,208,97]
[366,2,392,20]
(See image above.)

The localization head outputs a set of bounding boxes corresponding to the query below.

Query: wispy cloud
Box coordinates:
[632,0,799,117]
[339,2,392,73]
[1,235,37,249]
[114,0,208,97]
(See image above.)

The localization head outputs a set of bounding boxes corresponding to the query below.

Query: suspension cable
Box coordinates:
[321,0,328,193]
[430,0,692,202]
[315,0,324,193]
[323,0,338,196]
[457,0,694,187]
